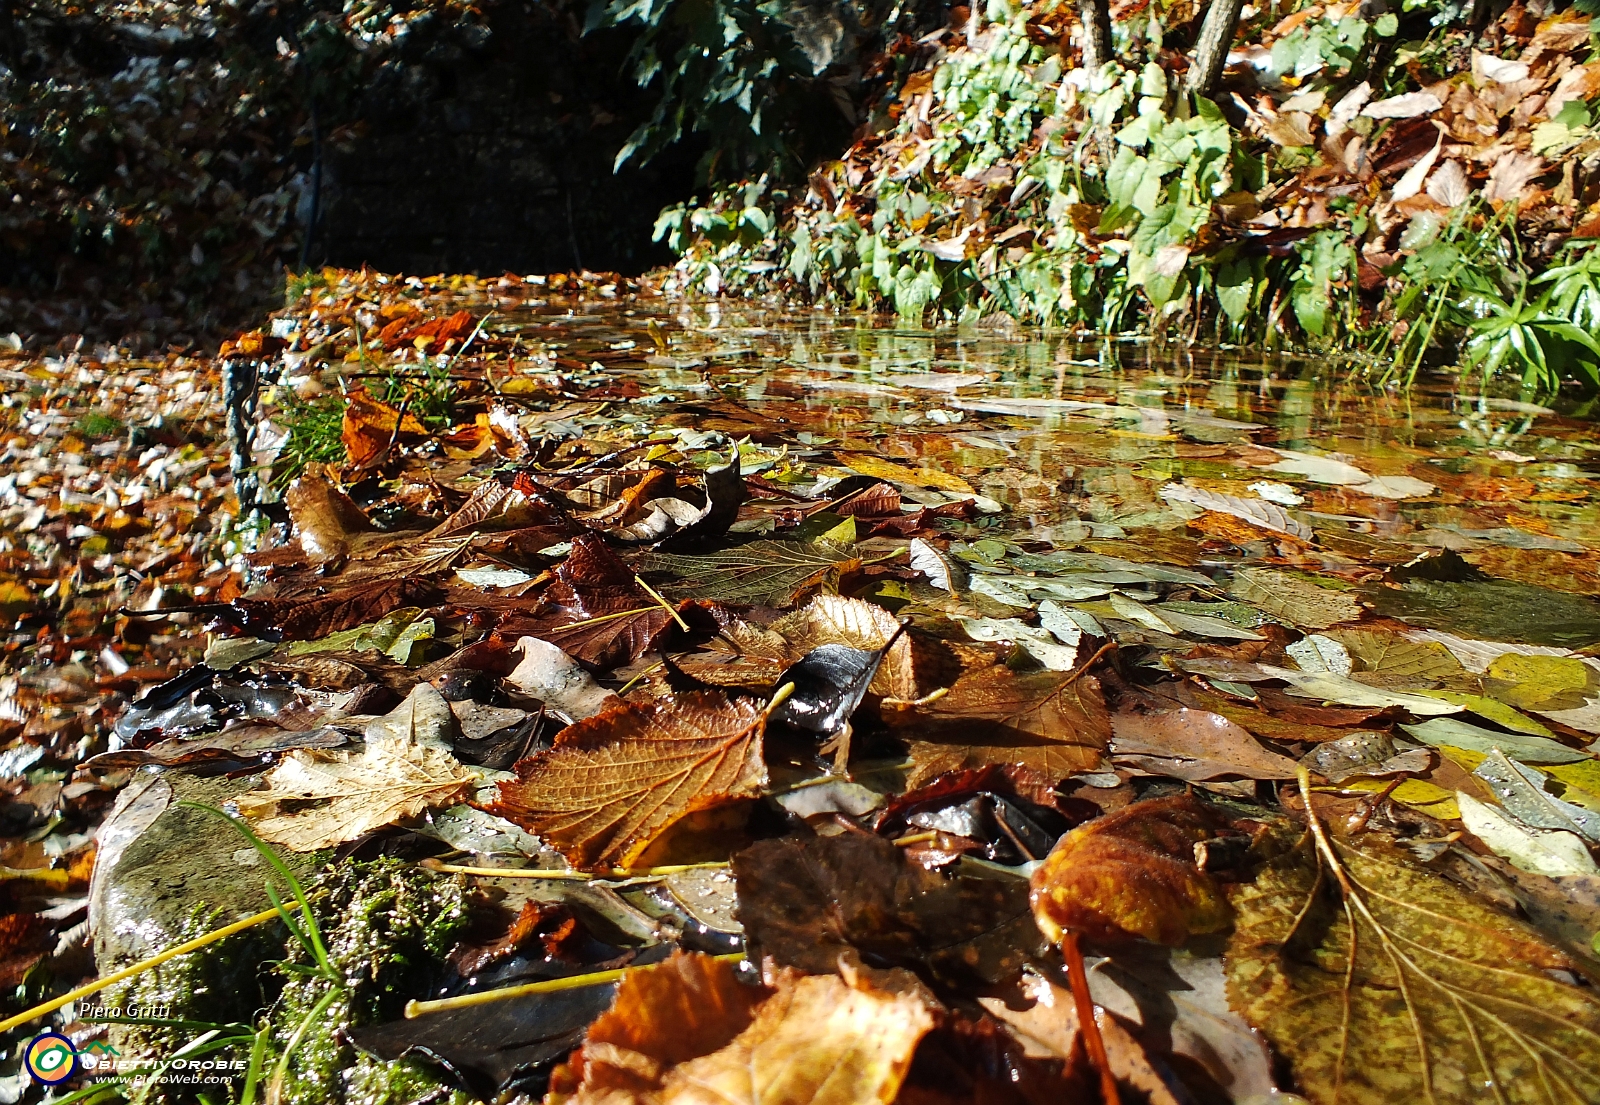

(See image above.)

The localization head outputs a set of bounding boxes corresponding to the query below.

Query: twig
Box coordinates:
[405,952,745,1018]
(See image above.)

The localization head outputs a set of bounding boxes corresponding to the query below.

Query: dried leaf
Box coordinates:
[563,951,766,1096]
[1401,718,1587,764]
[1457,793,1598,878]
[237,726,474,851]
[1321,629,1465,686]
[653,971,932,1105]
[1227,827,1600,1104]
[1030,794,1236,948]
[491,693,768,870]
[286,474,376,565]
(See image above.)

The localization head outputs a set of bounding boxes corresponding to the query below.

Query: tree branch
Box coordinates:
[1186,0,1245,97]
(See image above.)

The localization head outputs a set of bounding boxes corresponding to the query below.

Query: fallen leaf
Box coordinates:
[237,723,475,851]
[654,970,933,1105]
[1030,794,1237,948]
[1161,484,1314,540]
[1259,665,1463,715]
[558,951,766,1096]
[1227,825,1600,1104]
[883,665,1111,787]
[1322,628,1465,686]
[1360,90,1444,118]
[733,831,1044,985]
[1230,569,1363,629]
[342,386,427,467]
[1110,708,1300,780]
[491,692,768,870]
[1484,653,1597,713]
[841,451,976,495]
[286,474,376,566]
[634,540,861,606]
[1458,793,1598,878]
[503,636,620,722]
[1401,718,1587,763]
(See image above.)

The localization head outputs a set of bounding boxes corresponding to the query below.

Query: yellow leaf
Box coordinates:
[1414,691,1556,736]
[1337,777,1461,820]
[840,452,976,495]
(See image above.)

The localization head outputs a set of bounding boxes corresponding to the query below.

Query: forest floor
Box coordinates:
[1,269,1600,1104]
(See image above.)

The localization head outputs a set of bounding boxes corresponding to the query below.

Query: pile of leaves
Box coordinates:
[7,278,1600,1103]
[657,0,1600,392]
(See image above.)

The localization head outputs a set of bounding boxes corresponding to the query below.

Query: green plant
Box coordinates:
[272,393,346,488]
[1460,284,1600,392]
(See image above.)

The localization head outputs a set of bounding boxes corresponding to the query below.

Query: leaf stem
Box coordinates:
[405,952,745,1018]
[634,574,691,632]
[1062,929,1121,1105]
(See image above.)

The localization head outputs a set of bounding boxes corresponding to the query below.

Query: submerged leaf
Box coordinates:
[733,831,1044,986]
[634,540,861,606]
[491,692,768,870]
[1227,806,1600,1104]
[1230,569,1363,629]
[883,665,1112,786]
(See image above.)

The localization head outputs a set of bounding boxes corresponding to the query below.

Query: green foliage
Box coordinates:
[273,393,347,489]
[592,0,939,181]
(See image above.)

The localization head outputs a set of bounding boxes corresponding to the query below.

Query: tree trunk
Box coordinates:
[1186,0,1245,97]
[1078,0,1113,71]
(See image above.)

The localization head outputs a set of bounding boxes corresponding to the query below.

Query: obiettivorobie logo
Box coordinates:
[23,1032,78,1085]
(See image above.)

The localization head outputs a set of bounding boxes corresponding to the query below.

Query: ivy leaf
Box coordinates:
[490,692,768,870]
[1227,785,1600,1105]
[633,540,861,606]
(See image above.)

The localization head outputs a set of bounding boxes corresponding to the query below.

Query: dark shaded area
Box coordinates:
[315,3,702,276]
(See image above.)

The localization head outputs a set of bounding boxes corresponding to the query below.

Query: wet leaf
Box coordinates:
[1484,653,1598,713]
[769,594,916,699]
[883,665,1111,787]
[1457,793,1598,878]
[503,636,619,722]
[1161,484,1314,540]
[1321,629,1465,686]
[1362,579,1600,649]
[1401,718,1587,763]
[842,451,976,495]
[634,540,861,606]
[1030,794,1237,948]
[769,641,889,741]
[1230,569,1364,629]
[1227,827,1600,1104]
[733,831,1045,986]
[1261,665,1463,715]
[908,537,967,592]
[491,692,768,870]
[1111,708,1300,781]
[1473,750,1600,844]
[236,721,475,851]
[286,474,377,566]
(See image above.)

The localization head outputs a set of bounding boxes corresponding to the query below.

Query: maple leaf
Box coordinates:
[490,692,769,870]
[236,732,475,851]
[883,665,1112,787]
[1227,774,1600,1105]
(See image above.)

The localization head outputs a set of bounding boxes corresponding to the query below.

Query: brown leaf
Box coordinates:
[0,912,53,988]
[448,899,580,977]
[1110,707,1300,780]
[557,951,767,1097]
[502,534,676,668]
[981,974,1188,1105]
[490,692,768,870]
[226,577,445,641]
[770,594,917,699]
[884,666,1111,787]
[733,831,1046,986]
[651,971,933,1105]
[286,474,376,566]
[1030,794,1237,948]
[1229,568,1364,629]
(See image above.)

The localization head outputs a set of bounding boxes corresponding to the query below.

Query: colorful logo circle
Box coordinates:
[24,1032,79,1085]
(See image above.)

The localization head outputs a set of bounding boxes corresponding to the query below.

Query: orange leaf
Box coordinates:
[1030,794,1237,948]
[490,692,768,870]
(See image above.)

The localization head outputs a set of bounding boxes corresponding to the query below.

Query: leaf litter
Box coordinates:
[4,271,1600,1103]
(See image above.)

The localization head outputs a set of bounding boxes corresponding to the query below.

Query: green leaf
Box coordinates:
[633,540,861,605]
[1229,828,1600,1105]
